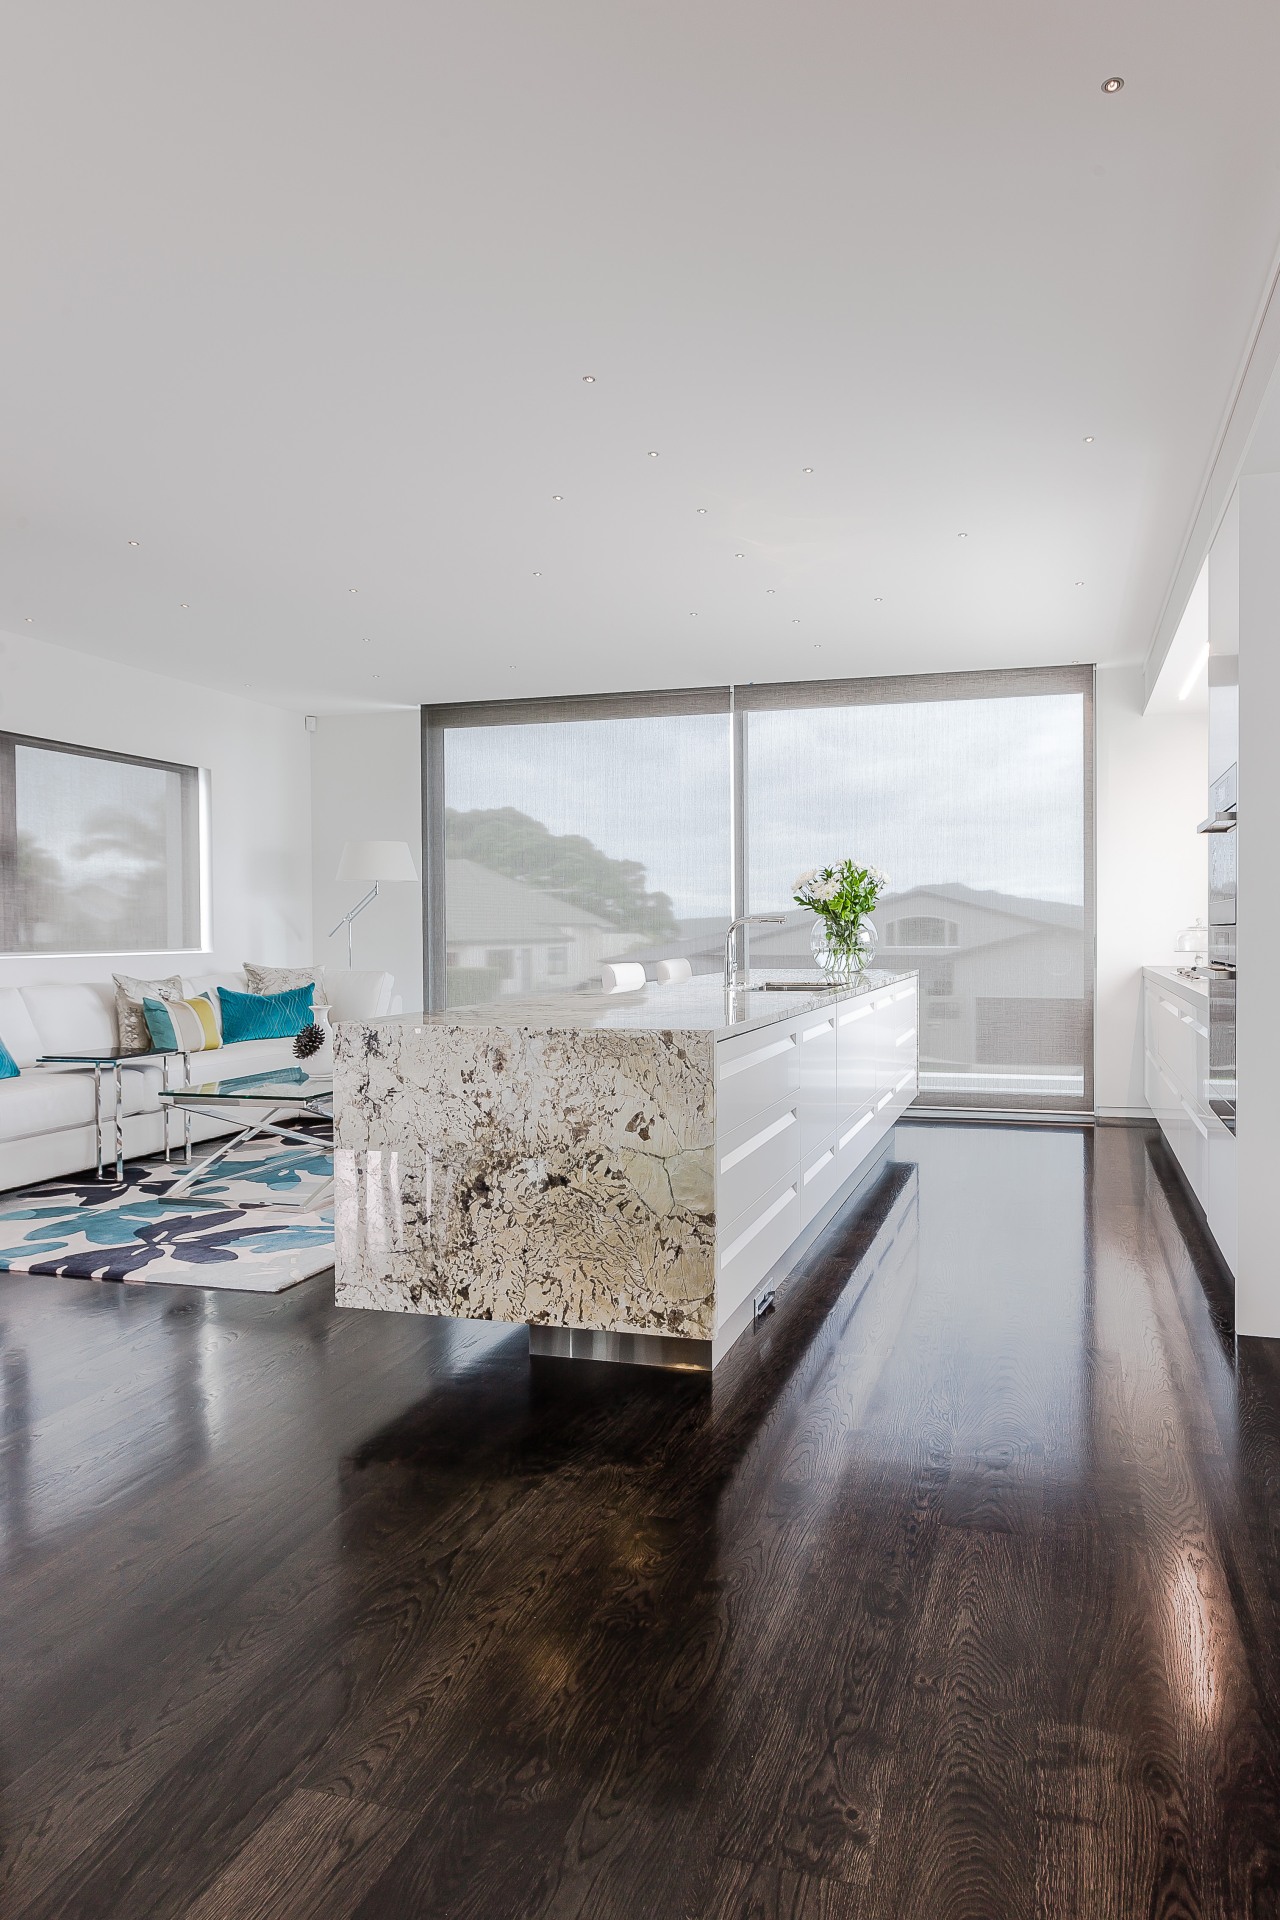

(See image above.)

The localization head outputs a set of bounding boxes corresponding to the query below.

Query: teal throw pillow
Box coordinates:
[217,982,315,1044]
[0,1036,19,1080]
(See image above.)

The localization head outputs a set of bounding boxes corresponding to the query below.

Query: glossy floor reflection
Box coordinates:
[1,1122,1278,1918]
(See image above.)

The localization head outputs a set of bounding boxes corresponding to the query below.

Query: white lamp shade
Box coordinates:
[336,839,418,884]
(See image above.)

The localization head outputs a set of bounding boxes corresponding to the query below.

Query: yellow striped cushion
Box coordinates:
[142,993,223,1053]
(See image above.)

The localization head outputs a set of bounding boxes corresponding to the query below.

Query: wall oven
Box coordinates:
[1199,763,1236,1134]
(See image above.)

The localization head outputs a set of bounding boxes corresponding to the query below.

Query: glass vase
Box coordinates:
[810,916,877,981]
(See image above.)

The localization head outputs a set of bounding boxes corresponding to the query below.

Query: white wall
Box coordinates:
[0,627,312,990]
[1094,664,1206,1118]
[1236,472,1280,1338]
[309,711,423,1013]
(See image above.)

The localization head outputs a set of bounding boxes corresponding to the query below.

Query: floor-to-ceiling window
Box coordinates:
[739,668,1093,1111]
[423,691,732,1009]
[423,666,1093,1111]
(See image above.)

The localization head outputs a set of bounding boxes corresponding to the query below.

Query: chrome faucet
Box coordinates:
[723,914,786,992]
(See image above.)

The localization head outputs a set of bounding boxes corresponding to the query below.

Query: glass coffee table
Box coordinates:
[36,1045,184,1183]
[156,1068,334,1209]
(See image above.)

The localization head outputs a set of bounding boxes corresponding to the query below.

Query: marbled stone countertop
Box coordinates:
[350,968,916,1041]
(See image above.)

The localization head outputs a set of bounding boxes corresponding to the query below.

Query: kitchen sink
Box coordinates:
[757,979,840,992]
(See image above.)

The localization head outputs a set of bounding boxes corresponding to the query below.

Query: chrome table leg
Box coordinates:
[94,1067,105,1181]
[114,1062,125,1183]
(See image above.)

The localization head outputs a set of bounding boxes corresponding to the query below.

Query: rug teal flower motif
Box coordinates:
[0,1144,334,1292]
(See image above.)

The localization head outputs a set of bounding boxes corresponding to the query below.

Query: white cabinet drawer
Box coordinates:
[886,1062,917,1110]
[800,1128,842,1227]
[834,1099,882,1180]
[836,998,878,1114]
[715,1168,803,1326]
[1155,994,1197,1099]
[716,1094,800,1227]
[798,1009,838,1149]
[1176,1096,1208,1206]
[716,1024,799,1132]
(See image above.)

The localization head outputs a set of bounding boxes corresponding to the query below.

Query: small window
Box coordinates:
[546,946,568,976]
[885,916,958,948]
[0,732,202,955]
[485,948,514,980]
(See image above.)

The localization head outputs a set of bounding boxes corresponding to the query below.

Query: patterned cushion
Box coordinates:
[0,1037,19,1080]
[218,982,314,1044]
[113,972,183,1052]
[243,963,317,996]
[142,994,222,1053]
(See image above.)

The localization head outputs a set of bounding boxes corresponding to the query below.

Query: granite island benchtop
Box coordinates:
[332,968,918,1364]
[338,967,915,1042]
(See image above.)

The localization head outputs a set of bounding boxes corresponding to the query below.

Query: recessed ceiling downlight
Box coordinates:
[802,467,814,474]
[128,539,140,547]
[552,494,563,501]
[1084,435,1095,443]
[582,374,595,383]
[1102,76,1124,92]
[647,451,659,458]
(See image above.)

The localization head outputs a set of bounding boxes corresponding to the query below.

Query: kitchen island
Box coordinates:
[333,969,918,1369]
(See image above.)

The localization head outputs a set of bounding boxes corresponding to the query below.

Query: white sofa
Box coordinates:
[0,967,398,1194]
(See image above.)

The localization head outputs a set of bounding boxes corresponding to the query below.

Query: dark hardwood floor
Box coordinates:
[2,1120,1280,1918]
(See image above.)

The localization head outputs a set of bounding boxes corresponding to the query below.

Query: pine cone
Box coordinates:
[293,1022,325,1061]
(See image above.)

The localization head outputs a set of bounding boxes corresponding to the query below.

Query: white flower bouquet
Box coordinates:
[792,860,888,976]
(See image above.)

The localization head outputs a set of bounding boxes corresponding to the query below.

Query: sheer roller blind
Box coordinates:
[0,733,202,955]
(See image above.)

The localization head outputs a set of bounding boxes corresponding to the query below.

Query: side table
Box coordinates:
[34,1048,191,1183]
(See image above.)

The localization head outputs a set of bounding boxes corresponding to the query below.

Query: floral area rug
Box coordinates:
[0,1141,334,1292]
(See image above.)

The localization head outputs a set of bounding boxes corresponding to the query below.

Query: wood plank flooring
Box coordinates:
[2,1121,1279,1917]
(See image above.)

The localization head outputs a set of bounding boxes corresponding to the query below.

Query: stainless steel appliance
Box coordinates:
[1198,762,1236,1133]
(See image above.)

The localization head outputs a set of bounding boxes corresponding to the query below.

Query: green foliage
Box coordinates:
[445,807,679,938]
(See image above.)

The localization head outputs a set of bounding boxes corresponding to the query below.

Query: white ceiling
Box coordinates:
[4,2,1280,713]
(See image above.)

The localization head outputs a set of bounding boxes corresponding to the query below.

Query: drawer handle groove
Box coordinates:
[803,1149,835,1185]
[719,1108,796,1175]
[839,1111,872,1149]
[801,1019,835,1043]
[839,1006,873,1027]
[876,1092,893,1111]
[893,1071,914,1094]
[895,1027,916,1046]
[718,1035,795,1081]
[720,1187,797,1267]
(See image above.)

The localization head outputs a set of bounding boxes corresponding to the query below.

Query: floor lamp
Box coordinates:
[330,839,418,966]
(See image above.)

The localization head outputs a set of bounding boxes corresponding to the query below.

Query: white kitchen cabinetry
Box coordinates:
[714,977,919,1325]
[1142,968,1234,1273]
